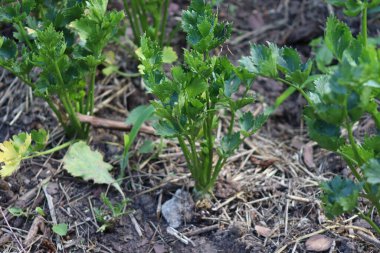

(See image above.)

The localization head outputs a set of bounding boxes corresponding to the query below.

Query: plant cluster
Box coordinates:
[137,0,268,196]
[0,0,379,237]
[0,0,124,138]
[241,0,380,234]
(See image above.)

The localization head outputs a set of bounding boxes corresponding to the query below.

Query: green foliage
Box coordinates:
[240,43,312,86]
[63,141,124,198]
[120,105,155,178]
[52,223,68,236]
[7,207,27,217]
[241,3,380,235]
[320,177,361,218]
[137,1,265,195]
[326,0,380,16]
[0,0,123,138]
[94,192,129,232]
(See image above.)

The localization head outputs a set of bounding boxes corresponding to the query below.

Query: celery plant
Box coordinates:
[241,0,380,235]
[137,0,268,196]
[0,0,123,139]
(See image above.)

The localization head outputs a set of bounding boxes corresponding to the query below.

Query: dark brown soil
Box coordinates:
[1,1,380,253]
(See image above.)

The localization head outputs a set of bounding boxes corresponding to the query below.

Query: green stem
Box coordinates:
[358,211,380,235]
[130,0,142,44]
[346,121,364,165]
[123,0,140,44]
[159,0,170,46]
[88,67,97,116]
[178,136,194,174]
[276,77,314,108]
[16,21,33,50]
[26,140,74,159]
[362,6,368,46]
[115,69,141,78]
[53,62,83,136]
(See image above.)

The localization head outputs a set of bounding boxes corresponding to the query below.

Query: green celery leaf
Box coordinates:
[325,16,353,61]
[305,114,344,151]
[220,132,241,156]
[339,144,374,167]
[0,37,17,60]
[181,0,231,52]
[362,159,380,185]
[320,176,361,218]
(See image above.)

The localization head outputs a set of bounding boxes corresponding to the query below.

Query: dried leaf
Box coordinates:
[305,234,333,252]
[63,141,123,197]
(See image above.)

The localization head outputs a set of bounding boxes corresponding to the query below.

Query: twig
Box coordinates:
[166,227,195,246]
[129,213,143,237]
[184,224,219,237]
[77,113,155,135]
[357,230,380,248]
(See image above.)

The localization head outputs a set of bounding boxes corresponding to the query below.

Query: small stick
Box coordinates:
[212,191,244,211]
[166,227,195,246]
[156,191,163,219]
[357,230,380,248]
[129,213,143,237]
[184,224,219,237]
[77,113,156,135]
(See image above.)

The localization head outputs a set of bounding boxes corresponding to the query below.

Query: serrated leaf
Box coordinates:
[320,176,361,218]
[239,112,255,132]
[0,133,31,178]
[221,132,241,156]
[305,115,344,151]
[362,159,380,185]
[0,37,17,60]
[325,17,353,61]
[240,43,279,78]
[162,46,178,64]
[339,144,374,167]
[63,141,123,196]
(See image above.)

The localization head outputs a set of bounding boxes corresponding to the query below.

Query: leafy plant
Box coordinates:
[122,0,170,47]
[0,0,124,138]
[0,129,71,178]
[94,192,129,232]
[119,104,155,178]
[137,0,268,196]
[241,1,380,235]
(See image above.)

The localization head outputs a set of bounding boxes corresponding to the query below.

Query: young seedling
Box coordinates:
[241,0,380,235]
[94,193,129,232]
[0,0,124,138]
[138,0,268,197]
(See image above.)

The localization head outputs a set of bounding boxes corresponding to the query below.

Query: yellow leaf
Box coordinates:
[0,134,31,178]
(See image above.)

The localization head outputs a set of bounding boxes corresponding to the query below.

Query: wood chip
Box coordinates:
[305,234,333,252]
[255,225,272,237]
[302,143,316,169]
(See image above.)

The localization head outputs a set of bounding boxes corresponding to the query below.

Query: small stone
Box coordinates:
[305,234,333,252]
[161,189,194,228]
